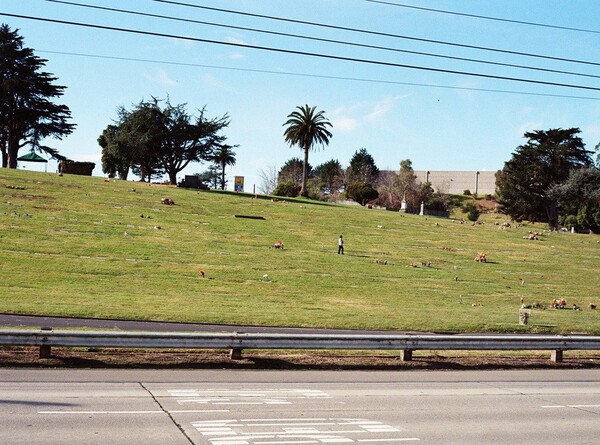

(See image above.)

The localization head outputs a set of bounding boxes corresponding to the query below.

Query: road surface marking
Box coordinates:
[39,410,164,414]
[192,418,416,444]
[39,409,227,414]
[169,388,328,407]
[542,405,600,408]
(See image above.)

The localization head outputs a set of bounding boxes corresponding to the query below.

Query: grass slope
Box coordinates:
[1,169,599,334]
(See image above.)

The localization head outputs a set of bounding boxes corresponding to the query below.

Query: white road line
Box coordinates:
[38,410,164,414]
[542,405,600,408]
[283,429,320,434]
[39,409,229,415]
[168,389,331,400]
[193,420,239,424]
[178,398,230,403]
[209,436,420,444]
[200,430,238,434]
[213,430,377,436]
[364,427,401,432]
[216,402,266,405]
[240,419,328,422]
[229,423,338,427]
[212,440,249,445]
[254,441,320,445]
[211,436,351,444]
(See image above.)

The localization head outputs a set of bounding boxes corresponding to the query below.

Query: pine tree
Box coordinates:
[0,24,74,168]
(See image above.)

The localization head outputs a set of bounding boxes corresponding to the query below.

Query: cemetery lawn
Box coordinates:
[1,169,599,335]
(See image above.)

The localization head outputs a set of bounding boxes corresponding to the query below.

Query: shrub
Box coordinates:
[346,182,379,206]
[447,194,469,210]
[273,180,300,197]
[305,177,325,201]
[463,189,472,196]
[426,192,449,212]
[462,201,481,222]
[577,205,600,234]
[563,214,578,230]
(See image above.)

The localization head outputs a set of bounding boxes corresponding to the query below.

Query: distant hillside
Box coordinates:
[1,168,599,334]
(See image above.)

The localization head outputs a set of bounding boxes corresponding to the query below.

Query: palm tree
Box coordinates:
[212,145,237,190]
[283,105,332,196]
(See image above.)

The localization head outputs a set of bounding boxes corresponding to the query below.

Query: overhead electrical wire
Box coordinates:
[149,0,600,68]
[3,12,600,92]
[41,0,600,81]
[38,49,600,101]
[364,0,600,35]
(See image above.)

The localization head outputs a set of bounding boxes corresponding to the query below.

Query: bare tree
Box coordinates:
[257,165,278,195]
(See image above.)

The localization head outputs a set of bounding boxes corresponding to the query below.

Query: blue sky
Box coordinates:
[3,0,600,190]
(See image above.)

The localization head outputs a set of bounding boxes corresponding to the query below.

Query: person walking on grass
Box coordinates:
[338,234,344,255]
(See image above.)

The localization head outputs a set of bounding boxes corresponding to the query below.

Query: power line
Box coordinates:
[364,0,600,35]
[150,0,600,68]
[41,0,600,81]
[3,12,600,92]
[39,49,600,101]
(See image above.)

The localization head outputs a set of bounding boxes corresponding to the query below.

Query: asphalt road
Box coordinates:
[1,369,599,444]
[0,313,406,334]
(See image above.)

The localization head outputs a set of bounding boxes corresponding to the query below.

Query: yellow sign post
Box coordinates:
[234,176,244,192]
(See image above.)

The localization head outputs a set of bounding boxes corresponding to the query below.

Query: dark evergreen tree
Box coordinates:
[496,128,593,229]
[0,24,74,168]
[346,181,379,206]
[98,124,131,180]
[116,101,164,183]
[278,157,310,186]
[313,159,344,195]
[551,167,600,232]
[197,165,220,189]
[99,99,230,184]
[347,148,380,185]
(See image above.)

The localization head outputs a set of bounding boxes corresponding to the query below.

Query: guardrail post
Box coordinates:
[230,348,243,360]
[230,331,244,360]
[400,349,413,361]
[39,327,52,359]
[551,350,563,363]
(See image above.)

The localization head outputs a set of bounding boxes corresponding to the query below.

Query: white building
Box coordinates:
[413,170,497,196]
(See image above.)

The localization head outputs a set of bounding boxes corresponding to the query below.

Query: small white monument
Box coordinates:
[419,201,424,216]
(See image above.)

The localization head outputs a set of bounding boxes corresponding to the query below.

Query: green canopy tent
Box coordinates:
[17,151,49,172]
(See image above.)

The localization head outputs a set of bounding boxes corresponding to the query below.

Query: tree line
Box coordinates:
[268,147,448,213]
[276,105,441,211]
[2,24,599,232]
[274,120,599,232]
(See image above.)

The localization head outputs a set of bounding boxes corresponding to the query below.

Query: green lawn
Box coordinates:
[1,168,599,334]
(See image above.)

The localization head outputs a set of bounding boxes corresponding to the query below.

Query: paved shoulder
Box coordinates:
[0,313,402,335]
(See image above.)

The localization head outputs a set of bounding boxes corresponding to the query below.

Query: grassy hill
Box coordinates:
[1,168,599,334]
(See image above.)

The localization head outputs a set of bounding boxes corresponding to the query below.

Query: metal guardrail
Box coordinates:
[2,329,600,362]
